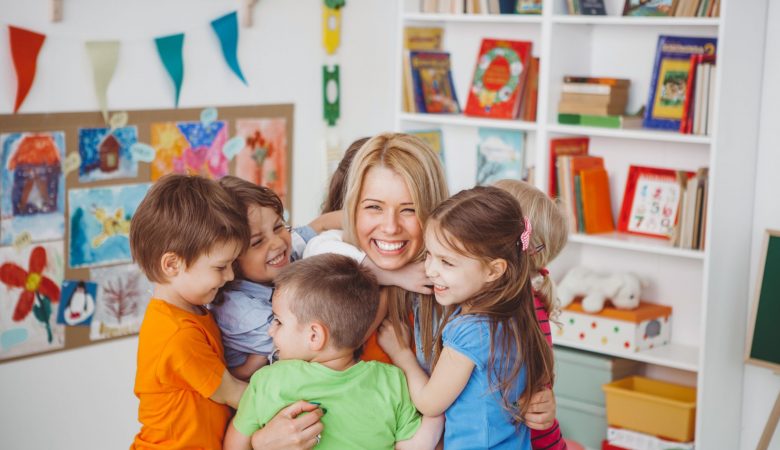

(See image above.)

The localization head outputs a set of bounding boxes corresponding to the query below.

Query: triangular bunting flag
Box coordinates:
[210,11,247,85]
[155,33,185,107]
[85,41,120,123]
[9,26,46,113]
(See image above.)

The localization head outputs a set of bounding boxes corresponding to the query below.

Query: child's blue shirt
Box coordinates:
[211,226,316,368]
[441,312,531,450]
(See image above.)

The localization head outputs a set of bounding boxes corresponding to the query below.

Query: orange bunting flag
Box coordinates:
[9,26,46,113]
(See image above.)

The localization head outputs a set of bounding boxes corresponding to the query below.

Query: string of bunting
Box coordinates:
[6,11,247,120]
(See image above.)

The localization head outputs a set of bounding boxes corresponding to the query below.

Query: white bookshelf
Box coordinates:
[394,0,766,448]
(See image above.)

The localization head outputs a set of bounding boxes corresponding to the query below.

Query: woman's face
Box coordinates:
[355,166,424,271]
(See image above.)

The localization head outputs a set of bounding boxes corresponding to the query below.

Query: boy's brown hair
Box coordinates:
[275,254,380,351]
[219,175,283,217]
[130,174,249,283]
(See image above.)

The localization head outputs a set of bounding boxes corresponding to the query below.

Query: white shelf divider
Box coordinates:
[547,124,712,145]
[551,16,720,27]
[568,233,706,260]
[553,338,700,372]
[399,112,538,131]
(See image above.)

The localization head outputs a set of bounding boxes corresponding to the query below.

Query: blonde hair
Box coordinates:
[342,132,449,363]
[493,179,568,321]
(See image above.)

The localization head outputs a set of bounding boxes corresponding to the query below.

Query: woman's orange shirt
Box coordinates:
[361,313,415,364]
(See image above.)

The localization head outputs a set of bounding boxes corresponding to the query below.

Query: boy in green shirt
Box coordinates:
[224,254,442,450]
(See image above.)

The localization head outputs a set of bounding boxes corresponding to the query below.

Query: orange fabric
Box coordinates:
[131,299,230,450]
[361,313,415,364]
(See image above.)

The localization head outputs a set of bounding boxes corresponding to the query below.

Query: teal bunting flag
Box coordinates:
[154,33,185,107]
[211,11,247,85]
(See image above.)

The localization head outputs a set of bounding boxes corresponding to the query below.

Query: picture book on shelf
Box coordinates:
[643,35,717,130]
[410,51,460,114]
[617,165,695,239]
[623,0,676,16]
[476,128,525,186]
[548,136,589,198]
[402,27,443,113]
[407,129,445,166]
[516,0,542,14]
[464,39,532,120]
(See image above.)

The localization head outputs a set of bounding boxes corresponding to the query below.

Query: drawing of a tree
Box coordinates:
[101,272,141,324]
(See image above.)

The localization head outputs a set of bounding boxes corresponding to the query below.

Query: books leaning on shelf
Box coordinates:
[402,27,444,113]
[549,136,589,198]
[671,167,709,250]
[558,112,643,129]
[409,51,461,114]
[643,35,718,131]
[420,0,541,14]
[565,0,606,15]
[476,128,525,185]
[679,54,716,135]
[559,76,631,116]
[557,154,615,234]
[464,38,535,120]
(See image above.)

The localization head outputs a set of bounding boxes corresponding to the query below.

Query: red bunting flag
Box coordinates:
[9,26,46,113]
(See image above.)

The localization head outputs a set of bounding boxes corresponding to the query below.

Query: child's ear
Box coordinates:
[485,258,508,283]
[160,252,183,277]
[308,322,328,352]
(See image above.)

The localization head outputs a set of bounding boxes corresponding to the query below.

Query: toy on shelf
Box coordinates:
[558,266,643,313]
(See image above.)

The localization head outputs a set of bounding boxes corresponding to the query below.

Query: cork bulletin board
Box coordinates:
[0,104,294,364]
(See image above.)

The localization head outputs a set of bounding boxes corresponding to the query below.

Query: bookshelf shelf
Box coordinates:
[568,232,706,260]
[403,12,543,24]
[550,16,720,27]
[399,113,538,131]
[553,339,699,372]
[547,124,712,144]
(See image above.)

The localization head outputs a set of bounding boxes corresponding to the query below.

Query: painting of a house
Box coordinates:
[1,132,66,245]
[78,126,137,183]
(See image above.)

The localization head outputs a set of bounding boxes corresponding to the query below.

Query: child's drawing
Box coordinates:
[56,280,97,326]
[235,118,289,207]
[68,183,150,269]
[0,132,66,246]
[150,121,229,180]
[89,264,151,340]
[0,242,65,360]
[78,126,138,182]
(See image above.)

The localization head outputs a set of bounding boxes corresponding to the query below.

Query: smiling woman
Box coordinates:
[342,132,449,365]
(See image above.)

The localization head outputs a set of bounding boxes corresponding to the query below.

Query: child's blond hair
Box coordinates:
[493,179,568,321]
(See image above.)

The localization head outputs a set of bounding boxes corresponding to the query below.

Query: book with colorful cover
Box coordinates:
[402,27,444,113]
[464,39,533,119]
[408,129,445,166]
[476,128,525,185]
[643,35,717,130]
[548,136,589,198]
[410,51,460,114]
[617,165,695,239]
[623,0,677,16]
[516,0,542,14]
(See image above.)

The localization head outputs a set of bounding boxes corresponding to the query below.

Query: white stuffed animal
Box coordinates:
[557,266,643,313]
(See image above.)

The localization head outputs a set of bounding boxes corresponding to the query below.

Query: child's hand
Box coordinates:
[250,401,324,449]
[523,388,556,430]
[365,259,433,295]
[377,319,413,362]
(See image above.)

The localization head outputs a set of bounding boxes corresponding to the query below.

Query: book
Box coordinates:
[548,136,589,198]
[561,92,629,106]
[558,101,626,116]
[408,129,445,166]
[476,128,525,185]
[573,173,585,232]
[567,155,605,232]
[562,83,629,95]
[516,0,542,14]
[643,35,718,130]
[563,76,630,86]
[623,0,677,16]
[679,54,702,133]
[464,38,533,119]
[580,167,615,234]
[409,51,460,114]
[579,0,607,15]
[617,165,695,239]
[558,113,643,129]
[402,27,444,113]
[520,56,540,121]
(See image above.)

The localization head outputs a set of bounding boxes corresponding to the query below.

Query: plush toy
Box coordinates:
[558,266,643,313]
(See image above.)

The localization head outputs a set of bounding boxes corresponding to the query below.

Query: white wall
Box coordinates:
[0,1,396,448]
[740,0,780,448]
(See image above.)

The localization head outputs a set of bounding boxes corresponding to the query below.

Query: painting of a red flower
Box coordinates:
[1,245,61,342]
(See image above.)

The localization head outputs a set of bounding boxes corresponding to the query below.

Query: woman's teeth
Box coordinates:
[374,240,406,251]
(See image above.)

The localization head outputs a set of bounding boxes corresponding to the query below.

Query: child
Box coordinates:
[129,174,250,449]
[379,185,555,450]
[494,178,569,450]
[223,254,443,450]
[211,176,340,380]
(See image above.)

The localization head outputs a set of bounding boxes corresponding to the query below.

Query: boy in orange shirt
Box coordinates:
[129,174,251,449]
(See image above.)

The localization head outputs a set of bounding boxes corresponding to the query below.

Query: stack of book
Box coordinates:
[672,167,709,250]
[421,0,542,14]
[549,137,615,235]
[674,0,720,17]
[679,56,716,135]
[557,77,642,129]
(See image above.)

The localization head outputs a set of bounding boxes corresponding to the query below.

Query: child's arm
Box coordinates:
[228,354,269,382]
[395,415,444,450]
[378,320,472,416]
[224,423,252,450]
[210,369,248,409]
[306,210,342,233]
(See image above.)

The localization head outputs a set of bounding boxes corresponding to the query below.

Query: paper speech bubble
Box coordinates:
[109,112,129,130]
[63,152,82,176]
[201,107,218,126]
[13,231,32,251]
[223,136,246,161]
[130,143,156,162]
